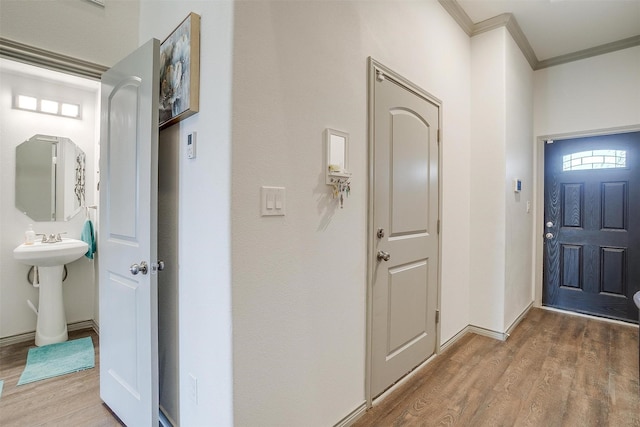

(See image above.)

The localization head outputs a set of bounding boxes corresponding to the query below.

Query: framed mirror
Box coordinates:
[325,128,350,184]
[15,134,85,221]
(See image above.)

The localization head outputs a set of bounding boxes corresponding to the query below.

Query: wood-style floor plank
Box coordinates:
[0,329,122,427]
[354,308,639,427]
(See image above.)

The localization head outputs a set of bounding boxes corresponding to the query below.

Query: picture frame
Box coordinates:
[159,12,200,129]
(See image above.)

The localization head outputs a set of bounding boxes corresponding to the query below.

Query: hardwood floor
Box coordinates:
[354,308,640,427]
[0,329,123,427]
[0,309,637,426]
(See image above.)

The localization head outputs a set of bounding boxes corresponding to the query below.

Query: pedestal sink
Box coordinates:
[14,238,88,346]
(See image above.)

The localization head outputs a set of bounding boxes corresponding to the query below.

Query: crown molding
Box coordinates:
[439,0,640,71]
[0,37,107,80]
[536,35,640,70]
[473,13,538,69]
[438,0,473,36]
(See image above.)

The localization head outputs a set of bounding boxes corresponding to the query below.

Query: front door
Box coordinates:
[543,131,640,323]
[369,60,440,398]
[99,39,160,425]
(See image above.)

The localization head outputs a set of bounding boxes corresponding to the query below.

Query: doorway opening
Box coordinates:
[538,129,640,323]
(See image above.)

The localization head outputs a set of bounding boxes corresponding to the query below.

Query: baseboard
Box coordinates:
[341,303,537,426]
[440,324,473,352]
[505,302,533,337]
[334,402,367,427]
[467,325,509,341]
[440,302,534,351]
[0,319,98,347]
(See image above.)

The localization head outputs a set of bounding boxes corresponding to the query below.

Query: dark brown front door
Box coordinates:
[543,131,640,323]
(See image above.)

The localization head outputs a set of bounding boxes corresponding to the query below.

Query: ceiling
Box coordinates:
[456,0,640,62]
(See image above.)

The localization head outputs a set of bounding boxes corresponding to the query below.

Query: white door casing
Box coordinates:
[368,59,441,399]
[99,39,160,426]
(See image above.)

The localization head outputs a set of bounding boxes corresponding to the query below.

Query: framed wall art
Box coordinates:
[159,12,200,129]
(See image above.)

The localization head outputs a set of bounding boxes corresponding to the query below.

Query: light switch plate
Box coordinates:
[261,186,286,216]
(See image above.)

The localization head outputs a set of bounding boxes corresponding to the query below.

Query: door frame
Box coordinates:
[365,58,443,406]
[533,124,640,308]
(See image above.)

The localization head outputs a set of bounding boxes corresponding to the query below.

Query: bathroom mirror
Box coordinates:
[325,128,350,184]
[15,134,85,221]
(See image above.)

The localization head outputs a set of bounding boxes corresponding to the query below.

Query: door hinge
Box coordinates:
[437,219,440,234]
[437,129,441,143]
[436,310,440,324]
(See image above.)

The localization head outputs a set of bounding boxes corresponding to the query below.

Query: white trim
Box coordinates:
[372,353,438,406]
[333,402,367,427]
[467,325,508,341]
[537,35,640,70]
[439,324,472,352]
[505,302,533,337]
[0,320,98,347]
[438,0,640,70]
[437,0,473,36]
[0,37,108,80]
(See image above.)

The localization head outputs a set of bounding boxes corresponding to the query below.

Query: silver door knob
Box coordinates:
[152,260,165,272]
[545,233,554,240]
[546,221,554,228]
[377,250,391,261]
[130,261,148,275]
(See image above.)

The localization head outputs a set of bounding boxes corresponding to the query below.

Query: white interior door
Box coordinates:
[99,38,160,426]
[369,60,440,398]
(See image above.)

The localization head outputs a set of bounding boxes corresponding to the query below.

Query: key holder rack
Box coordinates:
[325,128,352,208]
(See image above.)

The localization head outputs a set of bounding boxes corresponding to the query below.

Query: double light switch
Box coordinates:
[261,186,286,216]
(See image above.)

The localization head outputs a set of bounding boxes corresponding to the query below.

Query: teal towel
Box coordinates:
[81,219,96,259]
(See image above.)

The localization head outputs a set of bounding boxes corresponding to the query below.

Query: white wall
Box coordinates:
[0,67,99,338]
[231,1,471,425]
[470,27,534,333]
[534,46,640,137]
[504,33,534,329]
[470,29,507,332]
[138,2,234,426]
[0,0,139,67]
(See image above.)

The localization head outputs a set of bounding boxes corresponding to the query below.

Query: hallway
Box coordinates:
[354,308,639,426]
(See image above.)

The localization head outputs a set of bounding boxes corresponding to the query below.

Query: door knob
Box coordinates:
[152,260,165,272]
[130,261,148,275]
[545,233,554,240]
[546,221,554,228]
[377,250,391,261]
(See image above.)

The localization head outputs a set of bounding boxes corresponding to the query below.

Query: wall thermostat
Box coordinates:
[187,131,196,159]
[513,178,522,193]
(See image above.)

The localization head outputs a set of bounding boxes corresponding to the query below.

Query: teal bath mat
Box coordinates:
[17,337,95,385]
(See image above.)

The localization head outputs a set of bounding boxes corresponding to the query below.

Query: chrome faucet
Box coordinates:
[36,232,66,243]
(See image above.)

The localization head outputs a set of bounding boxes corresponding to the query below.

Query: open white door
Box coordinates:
[99,39,160,426]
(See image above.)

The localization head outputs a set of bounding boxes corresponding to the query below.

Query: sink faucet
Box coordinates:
[36,232,67,243]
